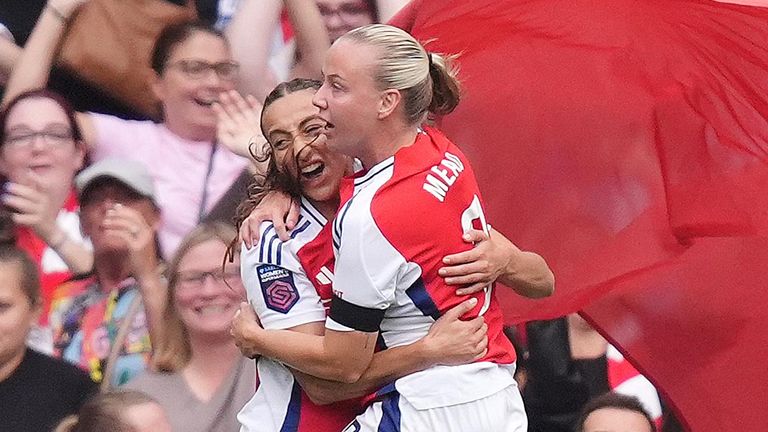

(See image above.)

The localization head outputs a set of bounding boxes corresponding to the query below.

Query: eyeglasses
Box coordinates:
[317,3,371,20]
[167,60,240,81]
[176,268,241,288]
[3,129,73,150]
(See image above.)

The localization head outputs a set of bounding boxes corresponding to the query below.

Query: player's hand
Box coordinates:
[439,227,521,296]
[421,298,488,366]
[239,191,300,248]
[2,174,59,243]
[231,302,264,359]
[213,90,266,159]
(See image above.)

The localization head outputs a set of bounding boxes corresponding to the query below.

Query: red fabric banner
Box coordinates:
[391,1,768,430]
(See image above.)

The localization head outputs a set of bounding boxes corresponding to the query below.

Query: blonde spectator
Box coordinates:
[126,222,255,432]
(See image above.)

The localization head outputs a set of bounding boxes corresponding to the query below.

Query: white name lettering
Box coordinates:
[423,151,465,202]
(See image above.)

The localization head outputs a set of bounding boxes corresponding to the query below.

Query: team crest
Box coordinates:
[258,264,299,313]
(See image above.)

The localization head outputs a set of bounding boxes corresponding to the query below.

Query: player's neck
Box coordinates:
[359,123,418,169]
[310,197,340,221]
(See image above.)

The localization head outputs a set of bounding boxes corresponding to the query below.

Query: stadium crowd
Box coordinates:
[0,0,685,431]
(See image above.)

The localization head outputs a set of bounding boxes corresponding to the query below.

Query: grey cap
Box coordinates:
[75,158,156,201]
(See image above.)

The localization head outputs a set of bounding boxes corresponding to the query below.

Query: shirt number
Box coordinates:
[460,195,492,316]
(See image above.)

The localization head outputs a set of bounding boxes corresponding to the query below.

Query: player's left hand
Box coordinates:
[439,227,521,295]
[231,302,264,359]
[421,298,488,366]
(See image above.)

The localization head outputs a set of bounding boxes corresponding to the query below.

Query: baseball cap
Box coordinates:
[75,158,156,202]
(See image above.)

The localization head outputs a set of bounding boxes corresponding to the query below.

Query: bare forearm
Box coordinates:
[0,38,21,85]
[136,275,168,349]
[285,0,329,80]
[226,0,282,100]
[294,340,433,404]
[250,327,375,383]
[376,0,409,22]
[45,228,93,274]
[2,6,67,105]
[500,250,554,299]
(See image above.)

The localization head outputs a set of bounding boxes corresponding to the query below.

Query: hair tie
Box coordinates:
[427,52,434,70]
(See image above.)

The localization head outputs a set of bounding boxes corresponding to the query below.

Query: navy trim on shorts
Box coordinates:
[377,391,402,432]
[279,381,302,432]
[329,295,384,333]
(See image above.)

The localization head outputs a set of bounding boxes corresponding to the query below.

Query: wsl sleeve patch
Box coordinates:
[258,264,299,314]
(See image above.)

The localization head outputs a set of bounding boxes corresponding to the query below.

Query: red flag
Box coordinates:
[391,1,768,431]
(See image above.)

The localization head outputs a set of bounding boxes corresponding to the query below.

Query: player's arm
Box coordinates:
[292,298,487,405]
[440,227,554,298]
[234,312,376,383]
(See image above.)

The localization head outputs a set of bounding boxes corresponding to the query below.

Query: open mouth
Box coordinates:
[300,161,326,180]
[193,304,233,316]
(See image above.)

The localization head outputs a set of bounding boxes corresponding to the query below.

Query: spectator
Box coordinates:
[524,315,662,432]
[0,89,93,352]
[0,244,97,431]
[126,222,255,432]
[226,0,331,100]
[49,159,166,388]
[55,390,172,432]
[4,0,258,257]
[576,392,656,432]
[0,1,145,119]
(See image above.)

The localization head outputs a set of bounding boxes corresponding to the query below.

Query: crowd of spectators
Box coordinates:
[0,0,679,431]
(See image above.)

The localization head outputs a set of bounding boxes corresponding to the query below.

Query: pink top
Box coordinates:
[89,113,248,257]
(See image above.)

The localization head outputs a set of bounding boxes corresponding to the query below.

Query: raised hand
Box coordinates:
[239,191,300,248]
[213,90,266,159]
[102,203,158,281]
[2,173,60,243]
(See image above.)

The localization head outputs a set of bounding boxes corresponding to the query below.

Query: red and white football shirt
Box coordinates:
[239,197,360,432]
[327,126,517,410]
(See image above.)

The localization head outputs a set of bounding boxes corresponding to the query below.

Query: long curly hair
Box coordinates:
[226,78,322,261]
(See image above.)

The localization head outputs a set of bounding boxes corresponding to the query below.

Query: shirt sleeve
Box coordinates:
[240,222,325,330]
[326,201,406,333]
[87,112,153,161]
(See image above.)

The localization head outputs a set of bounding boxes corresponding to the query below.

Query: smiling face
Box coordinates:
[152,30,236,138]
[263,88,351,214]
[313,39,383,160]
[0,97,85,189]
[172,239,244,339]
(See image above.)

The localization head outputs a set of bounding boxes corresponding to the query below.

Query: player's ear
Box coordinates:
[377,89,401,120]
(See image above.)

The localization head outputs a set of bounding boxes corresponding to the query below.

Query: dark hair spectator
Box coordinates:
[1,88,93,349]
[49,158,164,388]
[577,392,657,432]
[54,390,171,432]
